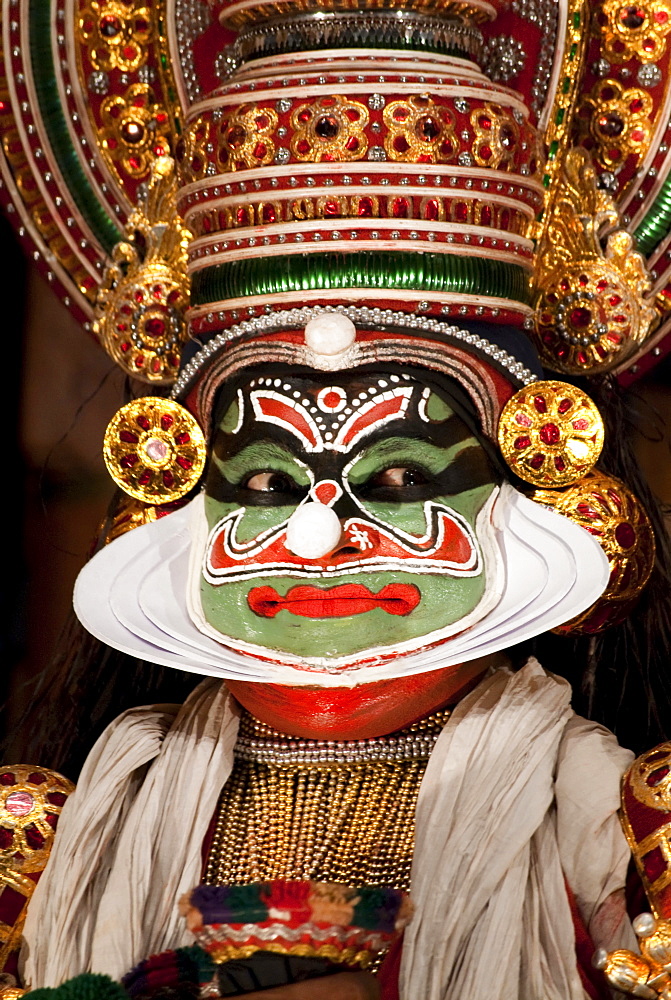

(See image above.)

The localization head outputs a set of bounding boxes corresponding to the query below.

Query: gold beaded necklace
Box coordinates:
[204,709,451,893]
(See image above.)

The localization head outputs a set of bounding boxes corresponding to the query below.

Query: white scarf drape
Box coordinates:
[400,658,635,1000]
[21,662,635,998]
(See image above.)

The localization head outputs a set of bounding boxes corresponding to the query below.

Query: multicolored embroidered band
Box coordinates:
[180,880,412,970]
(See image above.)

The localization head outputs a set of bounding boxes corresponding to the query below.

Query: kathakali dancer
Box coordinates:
[4,0,671,997]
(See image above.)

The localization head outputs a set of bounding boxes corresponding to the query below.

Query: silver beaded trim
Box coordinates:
[172,305,538,398]
[226,12,484,75]
[234,729,441,766]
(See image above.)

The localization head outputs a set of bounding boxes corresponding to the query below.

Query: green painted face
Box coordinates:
[197,370,500,666]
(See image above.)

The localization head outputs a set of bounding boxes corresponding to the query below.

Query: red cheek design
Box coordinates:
[247,583,421,618]
[205,504,478,582]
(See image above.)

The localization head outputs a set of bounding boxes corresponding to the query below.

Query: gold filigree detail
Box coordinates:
[582,79,653,169]
[602,0,671,63]
[532,471,656,632]
[532,148,657,374]
[535,0,589,213]
[103,398,206,504]
[215,104,278,172]
[177,116,209,182]
[93,155,191,383]
[630,745,671,814]
[383,95,456,163]
[290,96,369,162]
[100,82,171,179]
[470,104,519,170]
[497,380,604,487]
[0,766,74,970]
[599,915,671,996]
[79,1,153,73]
[105,495,188,542]
[191,193,527,235]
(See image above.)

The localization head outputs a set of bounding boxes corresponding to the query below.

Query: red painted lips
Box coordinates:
[247,583,421,618]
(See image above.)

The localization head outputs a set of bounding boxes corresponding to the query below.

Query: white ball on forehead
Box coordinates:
[304,314,356,356]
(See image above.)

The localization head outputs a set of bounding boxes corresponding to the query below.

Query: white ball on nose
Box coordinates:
[304,313,356,356]
[285,502,343,559]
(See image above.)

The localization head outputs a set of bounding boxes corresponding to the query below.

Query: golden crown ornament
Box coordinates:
[530,471,656,634]
[532,149,658,376]
[103,398,207,504]
[93,156,192,385]
[497,380,605,488]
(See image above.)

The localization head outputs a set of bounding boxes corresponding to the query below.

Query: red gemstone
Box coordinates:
[174,431,191,445]
[161,415,174,430]
[597,113,625,137]
[176,456,193,470]
[533,395,547,413]
[620,4,645,26]
[513,435,531,449]
[253,142,266,159]
[138,470,152,486]
[630,97,644,113]
[648,765,670,785]
[572,418,589,430]
[569,306,592,328]
[455,202,468,223]
[119,430,138,444]
[315,114,339,139]
[515,412,532,427]
[615,521,636,548]
[120,454,138,468]
[539,422,561,445]
[423,199,440,222]
[121,121,144,144]
[262,204,276,223]
[99,13,122,36]
[145,317,166,338]
[136,415,150,430]
[554,456,566,471]
[418,116,441,140]
[528,453,545,469]
[391,198,410,218]
[480,145,492,160]
[558,398,572,414]
[358,197,374,217]
[480,205,492,226]
[162,470,175,488]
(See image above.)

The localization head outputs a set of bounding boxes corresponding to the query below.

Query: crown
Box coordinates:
[171,0,543,344]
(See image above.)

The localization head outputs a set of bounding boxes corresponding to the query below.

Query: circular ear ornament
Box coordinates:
[530,471,656,633]
[497,380,604,488]
[103,398,206,504]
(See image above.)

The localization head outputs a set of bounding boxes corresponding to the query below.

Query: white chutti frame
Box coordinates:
[74,484,608,686]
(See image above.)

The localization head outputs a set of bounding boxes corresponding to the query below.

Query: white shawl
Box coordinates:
[21,661,636,998]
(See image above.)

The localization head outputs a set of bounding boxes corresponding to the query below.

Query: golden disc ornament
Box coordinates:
[497,380,604,487]
[531,471,656,633]
[104,398,206,504]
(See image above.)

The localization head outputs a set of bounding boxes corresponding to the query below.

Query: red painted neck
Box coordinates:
[226,655,501,739]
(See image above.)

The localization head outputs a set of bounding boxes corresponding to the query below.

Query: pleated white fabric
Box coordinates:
[21,680,239,988]
[399,659,636,1000]
[20,662,635,997]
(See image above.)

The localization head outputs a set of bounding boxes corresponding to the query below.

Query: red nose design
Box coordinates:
[312,482,338,505]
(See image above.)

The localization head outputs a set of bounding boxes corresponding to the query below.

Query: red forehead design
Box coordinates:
[250,385,413,453]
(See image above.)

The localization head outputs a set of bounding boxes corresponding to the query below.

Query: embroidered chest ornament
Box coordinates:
[193,370,499,666]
